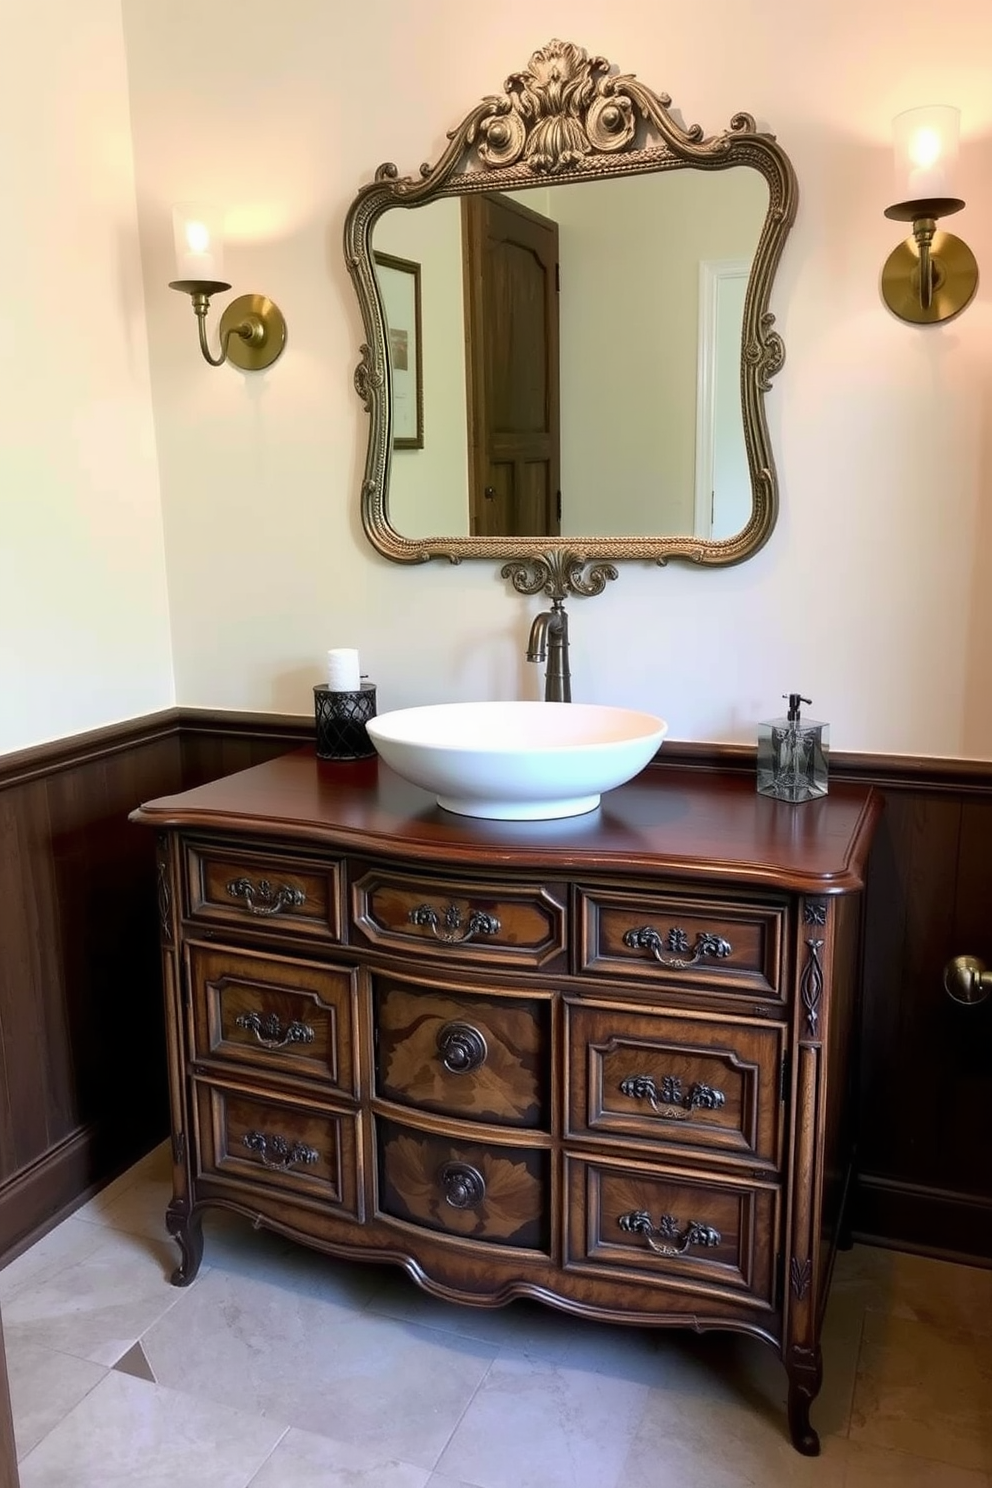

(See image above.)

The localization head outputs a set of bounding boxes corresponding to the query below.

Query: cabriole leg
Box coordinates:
[786,1343,822,1456]
[166,1199,204,1287]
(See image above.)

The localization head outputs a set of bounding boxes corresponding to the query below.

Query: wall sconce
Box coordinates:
[168,205,287,369]
[881,106,978,325]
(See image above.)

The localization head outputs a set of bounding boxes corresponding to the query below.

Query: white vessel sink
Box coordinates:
[366,701,667,820]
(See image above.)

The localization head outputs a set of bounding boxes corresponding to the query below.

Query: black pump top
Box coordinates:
[784,693,812,723]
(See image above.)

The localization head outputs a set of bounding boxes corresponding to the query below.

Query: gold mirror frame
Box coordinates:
[344,40,798,598]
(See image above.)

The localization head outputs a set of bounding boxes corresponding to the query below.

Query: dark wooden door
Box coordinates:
[462,193,561,538]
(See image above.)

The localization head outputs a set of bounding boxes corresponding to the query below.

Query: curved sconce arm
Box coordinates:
[168,280,287,371]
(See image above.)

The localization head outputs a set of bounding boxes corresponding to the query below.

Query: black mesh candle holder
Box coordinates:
[314,682,377,760]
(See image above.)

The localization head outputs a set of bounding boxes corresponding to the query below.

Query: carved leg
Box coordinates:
[786,1344,822,1456]
[166,1198,204,1287]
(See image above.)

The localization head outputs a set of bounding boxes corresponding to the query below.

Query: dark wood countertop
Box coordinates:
[131,748,882,894]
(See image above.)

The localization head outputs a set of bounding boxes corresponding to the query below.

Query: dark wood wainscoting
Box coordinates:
[1,712,989,1268]
[0,715,181,1259]
[848,758,992,1263]
[0,711,305,1262]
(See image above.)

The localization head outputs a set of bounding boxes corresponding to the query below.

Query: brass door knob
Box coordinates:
[943,955,992,1005]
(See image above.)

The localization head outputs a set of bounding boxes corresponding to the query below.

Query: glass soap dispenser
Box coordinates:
[757,694,829,803]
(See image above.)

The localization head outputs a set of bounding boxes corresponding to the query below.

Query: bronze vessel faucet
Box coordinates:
[527,599,571,702]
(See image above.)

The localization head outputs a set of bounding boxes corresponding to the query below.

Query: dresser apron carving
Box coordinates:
[132,751,881,1456]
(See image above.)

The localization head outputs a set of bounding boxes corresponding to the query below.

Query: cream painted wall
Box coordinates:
[120,0,992,758]
[0,1,173,755]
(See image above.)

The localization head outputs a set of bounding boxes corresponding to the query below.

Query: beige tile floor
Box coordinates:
[3,1142,990,1488]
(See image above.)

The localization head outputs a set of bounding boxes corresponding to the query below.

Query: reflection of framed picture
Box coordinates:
[374,252,423,449]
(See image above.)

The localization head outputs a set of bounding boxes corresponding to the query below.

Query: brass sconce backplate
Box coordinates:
[880,191,981,331]
[219,293,287,370]
[881,230,978,325]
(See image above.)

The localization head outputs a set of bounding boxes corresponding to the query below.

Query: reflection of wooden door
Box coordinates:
[462,194,560,538]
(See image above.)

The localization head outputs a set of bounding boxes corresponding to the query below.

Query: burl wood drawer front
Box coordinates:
[352,867,567,971]
[377,1116,550,1251]
[567,1004,786,1167]
[195,1080,361,1217]
[188,943,358,1097]
[577,886,786,1003]
[184,840,342,942]
[375,975,549,1128]
[565,1154,777,1306]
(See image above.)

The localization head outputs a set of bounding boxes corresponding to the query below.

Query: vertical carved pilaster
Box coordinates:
[156,830,193,1273]
[801,900,827,1039]
[156,832,174,948]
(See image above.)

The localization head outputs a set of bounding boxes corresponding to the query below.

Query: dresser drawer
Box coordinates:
[374,974,549,1128]
[577,885,786,1003]
[188,943,358,1097]
[566,1003,786,1168]
[377,1116,550,1251]
[194,1079,361,1218]
[352,867,567,971]
[564,1153,777,1307]
[183,840,342,942]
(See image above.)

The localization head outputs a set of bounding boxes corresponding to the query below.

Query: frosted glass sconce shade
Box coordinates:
[891,106,961,207]
[171,204,227,286]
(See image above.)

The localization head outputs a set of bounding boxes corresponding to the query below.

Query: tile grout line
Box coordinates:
[13,1363,110,1470]
[240,1423,293,1488]
[425,1351,501,1479]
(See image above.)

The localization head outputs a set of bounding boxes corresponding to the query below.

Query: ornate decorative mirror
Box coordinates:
[345,40,798,599]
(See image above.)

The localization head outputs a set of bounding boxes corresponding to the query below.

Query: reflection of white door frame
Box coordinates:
[693,258,750,539]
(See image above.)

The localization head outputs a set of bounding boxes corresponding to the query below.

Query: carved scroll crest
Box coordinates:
[474,40,638,174]
[501,549,618,602]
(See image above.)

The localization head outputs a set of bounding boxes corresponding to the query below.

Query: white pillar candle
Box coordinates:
[327,648,361,691]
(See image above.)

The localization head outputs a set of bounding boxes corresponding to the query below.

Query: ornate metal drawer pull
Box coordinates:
[618,1073,726,1120]
[437,1161,486,1209]
[409,903,501,944]
[436,1020,488,1074]
[618,1210,722,1256]
[621,925,732,970]
[242,1130,319,1171]
[235,1010,315,1050]
[226,877,306,917]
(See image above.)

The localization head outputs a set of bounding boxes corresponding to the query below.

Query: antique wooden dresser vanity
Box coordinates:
[133,748,879,1455]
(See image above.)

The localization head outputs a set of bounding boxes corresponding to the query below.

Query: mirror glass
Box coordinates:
[373,167,768,543]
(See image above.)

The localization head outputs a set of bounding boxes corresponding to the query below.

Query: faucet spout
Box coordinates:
[526,601,571,703]
[526,611,550,664]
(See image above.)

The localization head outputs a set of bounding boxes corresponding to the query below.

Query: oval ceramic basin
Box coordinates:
[366,701,667,820]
